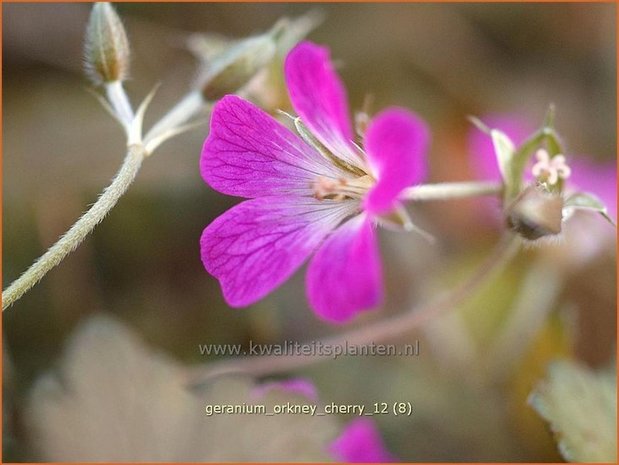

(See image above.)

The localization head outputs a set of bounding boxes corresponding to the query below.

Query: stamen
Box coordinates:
[355,94,374,137]
[312,175,374,201]
[293,116,368,177]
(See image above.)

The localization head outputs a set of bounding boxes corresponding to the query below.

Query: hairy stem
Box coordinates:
[186,234,520,385]
[2,145,146,311]
[401,181,502,201]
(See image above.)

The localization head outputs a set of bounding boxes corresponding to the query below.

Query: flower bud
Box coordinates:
[197,26,281,101]
[506,185,564,240]
[84,2,130,85]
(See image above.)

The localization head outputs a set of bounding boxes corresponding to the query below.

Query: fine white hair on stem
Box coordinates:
[2,145,146,311]
[83,2,130,85]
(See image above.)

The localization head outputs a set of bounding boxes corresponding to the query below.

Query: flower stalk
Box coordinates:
[401,181,502,201]
[105,81,134,129]
[2,7,317,311]
[2,145,146,310]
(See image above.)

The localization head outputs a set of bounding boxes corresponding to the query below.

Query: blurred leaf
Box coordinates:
[26,314,338,461]
[564,192,615,226]
[528,360,617,462]
[506,315,570,460]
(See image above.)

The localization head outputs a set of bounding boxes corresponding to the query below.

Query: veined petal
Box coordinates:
[363,107,429,214]
[200,95,342,198]
[329,418,395,463]
[285,41,362,169]
[201,196,357,307]
[306,216,382,323]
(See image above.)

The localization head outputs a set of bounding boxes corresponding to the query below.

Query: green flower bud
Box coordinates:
[84,2,130,85]
[506,185,564,241]
[197,26,281,101]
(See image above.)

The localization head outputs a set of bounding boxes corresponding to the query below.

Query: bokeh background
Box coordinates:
[3,2,616,462]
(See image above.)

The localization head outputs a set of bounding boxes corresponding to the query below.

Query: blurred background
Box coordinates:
[3,2,616,462]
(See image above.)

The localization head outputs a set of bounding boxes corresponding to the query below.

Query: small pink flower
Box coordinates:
[329,418,395,462]
[467,113,616,262]
[468,114,616,220]
[200,41,429,323]
[531,149,571,185]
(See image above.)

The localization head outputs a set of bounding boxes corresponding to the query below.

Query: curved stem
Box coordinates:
[2,145,146,311]
[186,234,520,386]
[401,181,502,201]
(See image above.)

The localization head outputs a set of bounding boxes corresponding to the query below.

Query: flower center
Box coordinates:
[531,149,571,185]
[312,175,374,201]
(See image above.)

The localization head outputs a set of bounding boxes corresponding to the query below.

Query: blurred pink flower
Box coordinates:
[253,380,396,462]
[568,156,617,220]
[251,378,318,402]
[330,417,395,462]
[200,41,429,323]
[559,155,617,263]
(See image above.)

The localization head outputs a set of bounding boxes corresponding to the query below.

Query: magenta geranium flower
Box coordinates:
[199,41,429,323]
[329,418,395,462]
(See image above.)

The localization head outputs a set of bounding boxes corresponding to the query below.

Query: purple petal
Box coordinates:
[201,95,343,198]
[285,41,362,169]
[330,418,395,463]
[251,378,318,402]
[363,108,429,214]
[306,216,382,323]
[201,196,357,307]
[467,114,534,181]
[568,156,617,219]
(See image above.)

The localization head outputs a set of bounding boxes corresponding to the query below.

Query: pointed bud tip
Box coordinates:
[84,2,130,85]
[197,31,277,101]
